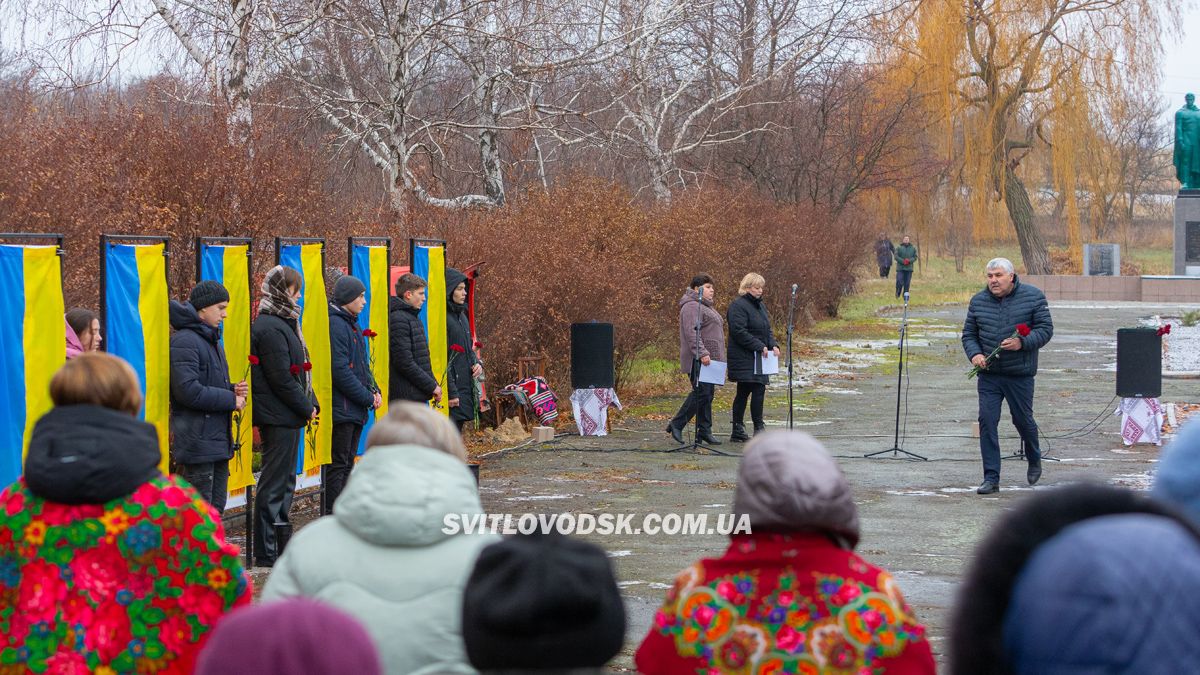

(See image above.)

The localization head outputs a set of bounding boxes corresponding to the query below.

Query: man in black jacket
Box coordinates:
[445,267,483,433]
[326,274,381,512]
[962,258,1054,495]
[169,280,247,515]
[389,273,442,404]
[250,265,315,566]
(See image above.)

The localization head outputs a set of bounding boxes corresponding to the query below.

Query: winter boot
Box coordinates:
[753,422,767,436]
[729,423,750,443]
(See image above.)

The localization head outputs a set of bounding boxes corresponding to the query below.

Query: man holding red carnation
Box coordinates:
[962,257,1054,495]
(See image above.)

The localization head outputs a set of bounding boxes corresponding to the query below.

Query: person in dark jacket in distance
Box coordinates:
[962,257,1053,495]
[251,265,316,567]
[170,280,247,515]
[726,272,779,442]
[949,483,1200,675]
[875,233,895,278]
[894,235,917,298]
[389,273,442,404]
[667,274,725,446]
[445,267,482,433]
[326,274,381,514]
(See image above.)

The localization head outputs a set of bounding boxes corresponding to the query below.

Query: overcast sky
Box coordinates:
[1161,4,1200,121]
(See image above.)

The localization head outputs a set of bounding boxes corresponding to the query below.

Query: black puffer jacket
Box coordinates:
[251,311,315,428]
[330,303,375,425]
[727,294,777,383]
[169,301,237,464]
[388,296,438,402]
[445,268,480,423]
[962,276,1054,377]
[24,405,161,504]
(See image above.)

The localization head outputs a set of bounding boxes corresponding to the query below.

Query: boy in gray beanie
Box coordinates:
[326,274,381,512]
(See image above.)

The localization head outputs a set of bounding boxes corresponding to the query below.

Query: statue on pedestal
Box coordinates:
[1176,93,1200,190]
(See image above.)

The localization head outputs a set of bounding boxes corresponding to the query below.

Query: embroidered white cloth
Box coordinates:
[1117,397,1163,446]
[570,388,622,437]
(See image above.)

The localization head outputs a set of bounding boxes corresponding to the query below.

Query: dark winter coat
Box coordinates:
[895,243,918,271]
[388,296,438,402]
[329,304,375,426]
[445,268,479,424]
[678,291,726,374]
[726,293,777,383]
[962,276,1054,378]
[24,404,162,504]
[875,238,895,267]
[251,311,315,429]
[169,301,237,464]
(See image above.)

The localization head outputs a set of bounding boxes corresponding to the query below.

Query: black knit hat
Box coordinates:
[189,280,230,311]
[462,533,626,670]
[333,275,366,307]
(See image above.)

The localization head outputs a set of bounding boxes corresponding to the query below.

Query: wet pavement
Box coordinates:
[471,301,1198,669]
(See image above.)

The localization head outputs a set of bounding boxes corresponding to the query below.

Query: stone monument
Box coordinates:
[1083,243,1120,276]
[1175,93,1200,275]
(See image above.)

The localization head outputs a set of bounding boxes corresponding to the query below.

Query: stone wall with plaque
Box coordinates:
[1175,192,1200,275]
[1083,243,1120,276]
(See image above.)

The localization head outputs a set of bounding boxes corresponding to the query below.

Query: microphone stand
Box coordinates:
[866,291,927,460]
[786,283,798,429]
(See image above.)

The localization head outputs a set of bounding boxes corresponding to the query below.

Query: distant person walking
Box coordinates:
[875,233,895,278]
[895,235,917,298]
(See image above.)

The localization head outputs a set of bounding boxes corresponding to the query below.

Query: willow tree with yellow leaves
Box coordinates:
[901,0,1178,274]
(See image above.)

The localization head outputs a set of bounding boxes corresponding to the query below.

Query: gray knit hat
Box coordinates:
[189,280,230,311]
[333,275,366,307]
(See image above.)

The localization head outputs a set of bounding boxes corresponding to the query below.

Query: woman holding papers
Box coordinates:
[726,273,780,442]
[667,274,726,446]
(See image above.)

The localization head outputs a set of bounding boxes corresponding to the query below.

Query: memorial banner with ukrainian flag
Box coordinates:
[279,241,333,487]
[198,240,255,505]
[411,241,448,416]
[103,239,170,472]
[0,244,65,487]
[350,241,391,454]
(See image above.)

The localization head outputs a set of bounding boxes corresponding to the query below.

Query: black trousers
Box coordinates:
[325,422,363,514]
[879,264,891,278]
[178,460,230,516]
[977,374,1041,484]
[896,269,913,297]
[254,424,301,564]
[731,382,766,428]
[670,367,715,435]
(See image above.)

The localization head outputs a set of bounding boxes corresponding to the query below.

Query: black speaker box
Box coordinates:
[1116,328,1162,398]
[571,323,615,390]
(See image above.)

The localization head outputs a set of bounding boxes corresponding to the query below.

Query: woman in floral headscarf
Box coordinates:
[636,431,935,674]
[0,353,250,674]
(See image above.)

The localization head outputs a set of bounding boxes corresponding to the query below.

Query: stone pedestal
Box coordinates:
[1175,189,1200,275]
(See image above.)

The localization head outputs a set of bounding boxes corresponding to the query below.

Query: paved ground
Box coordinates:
[470,301,1197,669]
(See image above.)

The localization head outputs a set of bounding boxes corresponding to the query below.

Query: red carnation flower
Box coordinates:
[289,364,301,375]
[302,362,313,372]
[450,344,466,353]
[474,341,483,349]
[1016,324,1031,337]
[363,329,377,338]
[1158,324,1172,337]
[247,355,260,365]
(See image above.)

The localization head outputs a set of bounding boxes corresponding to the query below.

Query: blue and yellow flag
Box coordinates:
[199,242,255,496]
[103,242,170,472]
[0,246,65,486]
[350,243,391,454]
[412,244,448,416]
[279,243,333,481]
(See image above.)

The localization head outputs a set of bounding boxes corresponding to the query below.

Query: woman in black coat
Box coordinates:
[445,268,482,432]
[726,273,779,441]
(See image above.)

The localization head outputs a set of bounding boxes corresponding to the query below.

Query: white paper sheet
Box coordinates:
[698,360,727,385]
[756,352,780,375]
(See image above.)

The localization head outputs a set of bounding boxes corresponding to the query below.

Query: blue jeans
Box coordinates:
[978,373,1041,483]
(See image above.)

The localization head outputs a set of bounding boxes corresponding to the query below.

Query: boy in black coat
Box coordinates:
[389,273,441,404]
[326,275,381,512]
[169,280,247,515]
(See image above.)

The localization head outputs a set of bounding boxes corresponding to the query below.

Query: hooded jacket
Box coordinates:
[678,290,725,374]
[0,405,251,674]
[169,301,237,464]
[962,275,1054,378]
[726,293,777,383]
[445,268,479,423]
[388,296,439,402]
[262,444,497,675]
[65,319,85,360]
[636,431,935,674]
[251,311,314,428]
[329,303,375,425]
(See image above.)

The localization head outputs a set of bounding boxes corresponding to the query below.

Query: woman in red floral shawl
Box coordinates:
[0,354,250,674]
[636,431,935,674]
